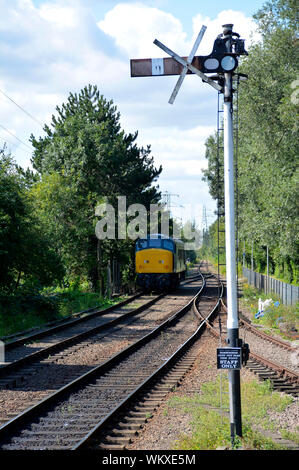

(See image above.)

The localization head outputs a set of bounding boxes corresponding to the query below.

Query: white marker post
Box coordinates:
[222,24,242,441]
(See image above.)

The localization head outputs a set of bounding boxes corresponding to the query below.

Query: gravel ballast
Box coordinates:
[128,332,298,450]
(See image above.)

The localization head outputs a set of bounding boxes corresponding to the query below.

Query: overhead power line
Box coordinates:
[0,135,32,155]
[0,124,32,151]
[0,88,44,128]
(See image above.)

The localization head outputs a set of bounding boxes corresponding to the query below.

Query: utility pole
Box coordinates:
[130,22,248,445]
[161,190,179,217]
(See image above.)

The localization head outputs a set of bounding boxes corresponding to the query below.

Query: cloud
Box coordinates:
[0,0,128,166]
[192,9,260,55]
[98,3,259,60]
[98,2,188,58]
[0,0,257,221]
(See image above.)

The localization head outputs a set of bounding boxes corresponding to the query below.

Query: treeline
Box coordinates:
[202,0,298,284]
[0,85,163,326]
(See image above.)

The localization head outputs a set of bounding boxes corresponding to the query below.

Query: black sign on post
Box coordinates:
[217,347,242,370]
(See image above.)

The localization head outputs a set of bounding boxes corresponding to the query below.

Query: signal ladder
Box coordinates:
[216,77,241,422]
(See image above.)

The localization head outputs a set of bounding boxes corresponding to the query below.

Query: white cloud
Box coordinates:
[38,3,80,29]
[138,124,215,162]
[98,2,188,58]
[0,0,257,221]
[192,9,260,55]
[98,3,259,60]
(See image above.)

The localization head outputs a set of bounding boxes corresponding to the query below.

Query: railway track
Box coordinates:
[0,276,203,390]
[1,271,202,362]
[0,277,204,425]
[0,293,165,388]
[203,299,299,397]
[0,270,223,450]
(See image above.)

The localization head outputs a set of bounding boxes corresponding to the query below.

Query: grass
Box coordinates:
[0,288,124,338]
[166,374,297,450]
[240,282,299,340]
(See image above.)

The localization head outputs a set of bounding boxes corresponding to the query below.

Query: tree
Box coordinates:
[0,150,64,292]
[30,85,162,291]
[202,0,299,282]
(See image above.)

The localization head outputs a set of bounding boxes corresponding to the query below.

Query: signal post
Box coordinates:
[130,22,249,445]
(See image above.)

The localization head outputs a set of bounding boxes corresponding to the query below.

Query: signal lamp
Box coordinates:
[221,55,236,71]
[204,58,219,70]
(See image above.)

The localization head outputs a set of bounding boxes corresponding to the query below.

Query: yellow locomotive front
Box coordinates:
[135,236,186,291]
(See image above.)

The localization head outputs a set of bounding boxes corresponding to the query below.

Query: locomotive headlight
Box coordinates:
[221,55,236,71]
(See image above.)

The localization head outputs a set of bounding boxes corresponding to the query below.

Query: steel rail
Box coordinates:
[2,293,143,351]
[0,275,205,447]
[2,271,201,351]
[208,299,299,387]
[72,273,223,450]
[0,275,204,382]
[0,293,165,378]
[249,351,299,384]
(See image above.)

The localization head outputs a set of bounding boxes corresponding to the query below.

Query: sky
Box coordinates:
[0,0,265,228]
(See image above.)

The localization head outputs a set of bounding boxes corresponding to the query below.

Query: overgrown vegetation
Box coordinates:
[167,374,297,450]
[240,283,299,339]
[0,285,122,338]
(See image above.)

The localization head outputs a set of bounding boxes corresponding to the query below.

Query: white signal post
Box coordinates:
[130,22,247,444]
[222,24,242,441]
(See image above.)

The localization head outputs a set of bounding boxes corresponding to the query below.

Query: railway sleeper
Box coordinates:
[102,433,133,444]
[97,443,125,450]
[104,435,132,444]
[3,445,72,451]
[120,416,149,423]
[142,395,167,402]
[114,423,143,431]
[109,429,139,437]
[146,385,173,391]
[35,417,103,425]
[139,399,162,405]
[255,374,298,393]
[7,437,82,447]
[160,380,181,386]
[126,411,152,417]
[132,405,157,412]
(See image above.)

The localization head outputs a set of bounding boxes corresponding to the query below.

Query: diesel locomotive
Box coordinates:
[135,235,186,291]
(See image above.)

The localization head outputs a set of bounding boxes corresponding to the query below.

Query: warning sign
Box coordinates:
[217,347,242,370]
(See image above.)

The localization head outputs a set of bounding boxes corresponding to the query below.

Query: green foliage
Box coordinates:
[0,290,58,336]
[29,85,162,292]
[30,84,161,206]
[0,287,121,337]
[1,85,163,333]
[0,150,64,293]
[167,374,294,450]
[240,282,299,337]
[202,0,299,284]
